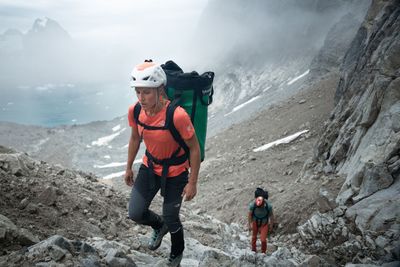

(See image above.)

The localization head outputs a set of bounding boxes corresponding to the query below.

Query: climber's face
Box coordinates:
[256,196,264,207]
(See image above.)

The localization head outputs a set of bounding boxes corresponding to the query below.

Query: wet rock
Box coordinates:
[49,245,68,262]
[17,228,40,245]
[375,236,389,249]
[0,214,39,246]
[19,197,30,209]
[352,163,393,203]
[345,180,400,234]
[317,187,336,212]
[333,206,346,217]
[104,188,113,198]
[105,248,136,267]
[38,186,58,206]
[89,238,130,256]
[0,153,30,176]
[80,256,101,267]
[199,250,233,267]
[299,255,321,267]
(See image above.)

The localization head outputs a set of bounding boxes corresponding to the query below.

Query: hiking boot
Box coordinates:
[148,223,168,251]
[167,253,183,267]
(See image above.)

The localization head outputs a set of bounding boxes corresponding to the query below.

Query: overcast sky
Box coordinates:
[0,0,209,63]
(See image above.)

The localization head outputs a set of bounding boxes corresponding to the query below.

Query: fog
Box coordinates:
[0,0,371,126]
[0,0,372,86]
[0,0,209,86]
[190,0,371,71]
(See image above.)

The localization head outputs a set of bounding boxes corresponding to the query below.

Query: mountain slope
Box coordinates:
[1,146,327,266]
[0,0,399,266]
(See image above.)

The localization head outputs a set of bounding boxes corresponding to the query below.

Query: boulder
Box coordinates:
[345,179,400,234]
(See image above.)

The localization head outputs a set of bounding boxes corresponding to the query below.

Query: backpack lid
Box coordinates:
[255,187,269,199]
[162,60,214,92]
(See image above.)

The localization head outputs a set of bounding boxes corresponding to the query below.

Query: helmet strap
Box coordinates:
[146,88,165,116]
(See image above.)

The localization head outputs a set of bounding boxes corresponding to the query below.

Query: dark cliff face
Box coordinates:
[315,0,399,175]
[295,1,400,263]
[301,0,399,256]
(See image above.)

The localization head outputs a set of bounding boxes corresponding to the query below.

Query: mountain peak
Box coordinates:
[31,17,64,33]
[2,28,23,36]
[33,17,50,30]
[26,17,71,41]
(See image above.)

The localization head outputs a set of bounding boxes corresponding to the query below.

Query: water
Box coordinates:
[0,83,137,127]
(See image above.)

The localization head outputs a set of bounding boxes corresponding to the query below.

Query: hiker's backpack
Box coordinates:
[161,60,214,161]
[255,187,269,199]
[133,61,214,183]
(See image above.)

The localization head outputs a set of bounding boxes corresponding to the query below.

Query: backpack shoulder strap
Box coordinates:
[265,202,269,218]
[133,102,141,125]
[165,99,190,157]
[250,201,257,218]
[133,102,167,130]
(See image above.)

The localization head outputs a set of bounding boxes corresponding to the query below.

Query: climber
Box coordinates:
[248,187,274,254]
[125,60,201,267]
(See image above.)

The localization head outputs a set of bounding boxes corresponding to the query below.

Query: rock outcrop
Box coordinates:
[298,0,400,265]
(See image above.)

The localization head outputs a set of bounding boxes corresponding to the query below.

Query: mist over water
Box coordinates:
[0,83,136,126]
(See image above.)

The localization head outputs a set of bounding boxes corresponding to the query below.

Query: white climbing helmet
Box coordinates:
[130,60,167,88]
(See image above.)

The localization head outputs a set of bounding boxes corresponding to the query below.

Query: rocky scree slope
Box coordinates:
[1,146,336,266]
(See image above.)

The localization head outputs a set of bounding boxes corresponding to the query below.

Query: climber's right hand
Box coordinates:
[125,169,134,187]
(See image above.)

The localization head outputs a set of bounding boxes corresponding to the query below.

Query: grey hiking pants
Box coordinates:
[128,164,188,233]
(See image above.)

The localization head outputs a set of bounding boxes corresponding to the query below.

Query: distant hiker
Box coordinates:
[125,60,201,267]
[248,187,274,254]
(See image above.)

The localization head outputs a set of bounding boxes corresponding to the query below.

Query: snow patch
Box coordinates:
[37,17,49,28]
[94,159,142,169]
[35,83,55,91]
[103,171,125,180]
[263,85,272,92]
[287,70,310,85]
[253,130,309,152]
[224,96,261,117]
[112,125,121,132]
[104,155,111,159]
[91,128,126,146]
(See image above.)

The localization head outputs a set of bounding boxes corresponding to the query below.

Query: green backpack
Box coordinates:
[161,60,214,161]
